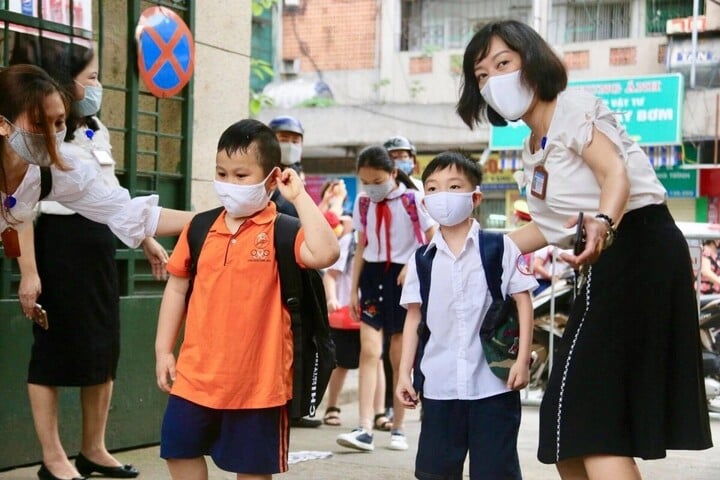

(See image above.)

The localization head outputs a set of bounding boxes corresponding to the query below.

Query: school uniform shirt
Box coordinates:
[351,183,435,264]
[0,142,160,248]
[515,89,667,248]
[40,118,121,216]
[166,202,305,410]
[400,220,538,400]
[326,232,354,306]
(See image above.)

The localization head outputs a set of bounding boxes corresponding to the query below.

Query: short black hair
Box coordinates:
[422,151,483,188]
[217,119,280,175]
[456,20,567,129]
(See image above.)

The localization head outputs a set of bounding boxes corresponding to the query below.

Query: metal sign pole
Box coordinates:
[548,248,557,376]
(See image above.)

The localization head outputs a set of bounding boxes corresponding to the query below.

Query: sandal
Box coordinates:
[373,412,393,431]
[323,406,342,426]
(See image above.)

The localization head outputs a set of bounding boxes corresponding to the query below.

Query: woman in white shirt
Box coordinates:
[456,20,711,480]
[1,61,191,480]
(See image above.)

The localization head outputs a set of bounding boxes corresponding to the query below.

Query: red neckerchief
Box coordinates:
[375,200,393,271]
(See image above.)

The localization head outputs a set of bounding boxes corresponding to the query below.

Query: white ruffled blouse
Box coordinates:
[515,89,667,247]
[1,127,160,248]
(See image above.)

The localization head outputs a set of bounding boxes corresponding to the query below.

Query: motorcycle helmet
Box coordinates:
[268,116,304,136]
[383,135,415,155]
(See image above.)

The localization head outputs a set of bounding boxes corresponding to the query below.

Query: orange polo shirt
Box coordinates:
[166,203,304,410]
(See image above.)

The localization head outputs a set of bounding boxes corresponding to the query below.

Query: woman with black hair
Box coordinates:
[8,35,168,480]
[457,20,711,479]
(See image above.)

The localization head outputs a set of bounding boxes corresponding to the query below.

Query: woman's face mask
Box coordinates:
[2,118,66,166]
[74,82,103,117]
[480,70,534,121]
[213,170,275,218]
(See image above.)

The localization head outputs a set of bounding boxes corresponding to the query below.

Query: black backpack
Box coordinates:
[186,207,336,419]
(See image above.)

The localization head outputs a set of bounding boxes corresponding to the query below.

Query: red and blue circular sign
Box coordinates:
[136,6,195,98]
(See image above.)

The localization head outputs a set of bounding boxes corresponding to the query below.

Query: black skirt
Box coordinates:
[28,214,120,386]
[538,204,713,463]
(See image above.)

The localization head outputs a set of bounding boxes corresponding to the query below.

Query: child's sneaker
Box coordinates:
[336,428,374,451]
[388,430,408,451]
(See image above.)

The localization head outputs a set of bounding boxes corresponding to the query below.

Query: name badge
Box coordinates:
[93,150,114,166]
[1,227,21,258]
[530,165,548,200]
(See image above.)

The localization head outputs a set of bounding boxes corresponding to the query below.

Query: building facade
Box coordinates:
[257,0,720,226]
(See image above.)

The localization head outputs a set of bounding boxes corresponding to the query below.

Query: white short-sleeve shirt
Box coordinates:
[400,221,538,400]
[516,89,667,247]
[325,232,354,306]
[351,183,436,264]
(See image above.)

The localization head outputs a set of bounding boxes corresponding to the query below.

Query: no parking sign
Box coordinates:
[135,6,194,98]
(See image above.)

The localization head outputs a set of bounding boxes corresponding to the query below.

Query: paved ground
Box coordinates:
[3,383,720,479]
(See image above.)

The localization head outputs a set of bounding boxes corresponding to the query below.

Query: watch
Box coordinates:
[595,214,616,249]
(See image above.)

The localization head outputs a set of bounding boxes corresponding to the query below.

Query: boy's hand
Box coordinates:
[506,361,529,391]
[156,352,177,393]
[396,374,419,408]
[275,167,305,203]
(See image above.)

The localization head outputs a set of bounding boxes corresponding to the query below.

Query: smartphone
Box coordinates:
[32,303,49,330]
[573,212,585,256]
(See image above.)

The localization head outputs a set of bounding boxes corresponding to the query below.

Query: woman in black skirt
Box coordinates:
[12,36,167,480]
[456,20,712,479]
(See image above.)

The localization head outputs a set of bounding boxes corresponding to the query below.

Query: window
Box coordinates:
[646,0,705,36]
[565,1,631,43]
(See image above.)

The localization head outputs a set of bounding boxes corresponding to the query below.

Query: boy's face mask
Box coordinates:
[423,190,478,227]
[213,169,276,218]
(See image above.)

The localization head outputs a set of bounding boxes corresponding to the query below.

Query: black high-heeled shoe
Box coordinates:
[75,453,139,478]
[37,463,86,480]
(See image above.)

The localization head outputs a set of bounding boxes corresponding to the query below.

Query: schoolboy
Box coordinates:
[154,119,339,480]
[396,152,537,480]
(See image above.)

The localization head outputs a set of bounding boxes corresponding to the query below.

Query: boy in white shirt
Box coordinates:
[396,152,537,480]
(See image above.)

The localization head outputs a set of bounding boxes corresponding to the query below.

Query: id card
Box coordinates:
[1,227,20,258]
[530,165,548,200]
[93,150,114,166]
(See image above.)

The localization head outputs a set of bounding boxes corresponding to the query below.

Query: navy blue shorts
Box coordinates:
[359,262,406,335]
[160,395,289,474]
[416,392,521,480]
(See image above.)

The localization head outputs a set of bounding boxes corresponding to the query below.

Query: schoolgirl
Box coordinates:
[336,145,435,452]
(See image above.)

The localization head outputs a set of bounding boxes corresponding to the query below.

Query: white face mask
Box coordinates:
[279,142,302,166]
[74,83,103,117]
[423,190,477,227]
[480,70,534,121]
[213,171,274,218]
[3,118,66,166]
[363,178,395,203]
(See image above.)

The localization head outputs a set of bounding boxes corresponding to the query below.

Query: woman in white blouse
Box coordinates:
[0,63,192,480]
[456,20,711,480]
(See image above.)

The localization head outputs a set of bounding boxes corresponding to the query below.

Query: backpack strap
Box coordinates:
[273,213,306,410]
[185,206,225,304]
[478,230,504,301]
[359,193,425,247]
[412,243,437,393]
[39,166,52,201]
[400,192,425,245]
[358,196,370,246]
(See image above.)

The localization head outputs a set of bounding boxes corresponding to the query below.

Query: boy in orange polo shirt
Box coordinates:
[154,119,340,480]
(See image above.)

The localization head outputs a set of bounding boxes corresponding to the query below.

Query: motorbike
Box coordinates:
[699,295,720,412]
[528,272,576,390]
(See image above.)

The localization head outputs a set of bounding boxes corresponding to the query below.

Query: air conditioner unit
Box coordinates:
[285,0,300,8]
[280,58,301,75]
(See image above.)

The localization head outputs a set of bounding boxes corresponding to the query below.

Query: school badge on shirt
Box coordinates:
[250,232,271,262]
